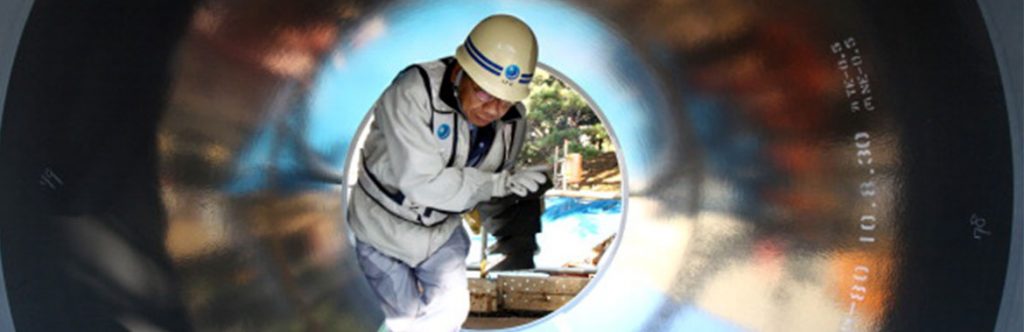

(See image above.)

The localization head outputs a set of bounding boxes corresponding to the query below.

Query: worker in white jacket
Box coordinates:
[348,15,547,331]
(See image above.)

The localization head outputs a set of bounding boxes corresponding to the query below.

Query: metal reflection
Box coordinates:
[0,0,1017,331]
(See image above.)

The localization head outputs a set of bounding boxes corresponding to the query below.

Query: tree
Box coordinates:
[519,69,609,166]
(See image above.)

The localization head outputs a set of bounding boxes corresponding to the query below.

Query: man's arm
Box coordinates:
[374,68,499,213]
[475,114,552,224]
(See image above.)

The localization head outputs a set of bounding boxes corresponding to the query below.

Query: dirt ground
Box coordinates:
[574,151,621,192]
[463,315,541,329]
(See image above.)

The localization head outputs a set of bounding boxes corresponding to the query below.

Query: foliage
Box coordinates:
[519,69,611,166]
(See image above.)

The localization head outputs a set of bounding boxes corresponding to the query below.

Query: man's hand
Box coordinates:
[506,170,546,196]
[493,166,551,198]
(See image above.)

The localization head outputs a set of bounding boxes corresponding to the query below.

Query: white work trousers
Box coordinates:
[356,227,470,332]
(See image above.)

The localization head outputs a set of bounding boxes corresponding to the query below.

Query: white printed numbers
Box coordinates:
[855,132,873,166]
[857,149,873,166]
[851,55,863,67]
[844,37,857,49]
[849,285,867,301]
[850,265,869,301]
[859,181,876,197]
[850,97,876,112]
[854,132,871,146]
[857,73,870,95]
[859,215,877,243]
[841,265,871,331]
[859,215,877,231]
[38,168,63,190]
[853,265,869,279]
[970,214,991,240]
[854,131,879,244]
[831,37,857,54]
[833,37,874,112]
[837,37,881,332]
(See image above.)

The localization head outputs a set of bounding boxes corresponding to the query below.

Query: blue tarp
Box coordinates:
[468,196,622,269]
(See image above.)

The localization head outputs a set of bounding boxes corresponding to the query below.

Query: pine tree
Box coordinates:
[520,70,608,166]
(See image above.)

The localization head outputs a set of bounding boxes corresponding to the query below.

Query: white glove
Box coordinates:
[493,170,547,197]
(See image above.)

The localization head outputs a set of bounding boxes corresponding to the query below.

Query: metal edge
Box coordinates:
[482,62,636,332]
[0,2,1015,331]
[0,1,35,331]
[976,0,1024,331]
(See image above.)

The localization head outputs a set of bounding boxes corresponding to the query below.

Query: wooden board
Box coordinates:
[468,277,498,313]
[468,275,591,313]
[497,276,590,312]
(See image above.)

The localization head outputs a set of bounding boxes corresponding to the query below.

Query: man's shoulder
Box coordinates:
[393,58,448,88]
[403,57,450,78]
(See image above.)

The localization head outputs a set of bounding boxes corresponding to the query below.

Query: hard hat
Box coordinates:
[454,14,538,102]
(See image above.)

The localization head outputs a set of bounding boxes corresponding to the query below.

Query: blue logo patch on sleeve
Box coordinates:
[437,124,451,140]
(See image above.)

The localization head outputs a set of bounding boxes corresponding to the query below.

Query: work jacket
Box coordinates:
[348,57,528,266]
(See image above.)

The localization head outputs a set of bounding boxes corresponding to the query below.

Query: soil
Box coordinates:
[574,151,621,192]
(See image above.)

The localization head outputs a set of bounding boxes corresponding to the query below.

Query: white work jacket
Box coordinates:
[348,57,528,266]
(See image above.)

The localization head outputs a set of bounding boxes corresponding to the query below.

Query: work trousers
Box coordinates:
[356,227,470,332]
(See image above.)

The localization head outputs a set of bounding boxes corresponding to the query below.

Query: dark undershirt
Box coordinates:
[466,123,496,167]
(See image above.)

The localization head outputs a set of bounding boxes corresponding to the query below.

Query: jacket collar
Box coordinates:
[439,57,460,111]
[501,104,523,121]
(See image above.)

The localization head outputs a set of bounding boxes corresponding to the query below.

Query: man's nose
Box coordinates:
[483,103,500,117]
[476,90,495,103]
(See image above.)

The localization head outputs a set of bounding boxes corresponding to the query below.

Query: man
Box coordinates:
[347,14,548,331]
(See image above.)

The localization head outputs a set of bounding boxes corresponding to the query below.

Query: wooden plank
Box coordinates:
[497,275,590,295]
[501,292,578,312]
[469,275,592,313]
[468,278,498,313]
[496,275,591,312]
[463,316,540,330]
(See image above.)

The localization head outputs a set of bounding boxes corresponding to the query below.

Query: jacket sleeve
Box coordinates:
[374,69,498,213]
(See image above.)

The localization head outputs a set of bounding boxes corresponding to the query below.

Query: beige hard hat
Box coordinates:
[454,14,538,102]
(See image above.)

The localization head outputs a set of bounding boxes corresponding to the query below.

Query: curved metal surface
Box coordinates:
[0,0,1020,331]
[977,1,1024,331]
[0,2,33,330]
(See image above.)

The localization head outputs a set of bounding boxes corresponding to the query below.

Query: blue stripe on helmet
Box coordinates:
[518,73,533,84]
[465,38,502,76]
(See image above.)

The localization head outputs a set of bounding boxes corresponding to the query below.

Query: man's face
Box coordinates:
[456,70,513,127]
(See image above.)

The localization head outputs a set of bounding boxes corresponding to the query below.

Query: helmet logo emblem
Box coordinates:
[437,124,451,140]
[504,64,521,81]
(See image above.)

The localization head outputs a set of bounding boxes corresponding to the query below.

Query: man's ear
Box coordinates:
[450,63,462,82]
